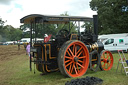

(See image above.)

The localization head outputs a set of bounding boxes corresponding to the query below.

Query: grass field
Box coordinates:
[0,45,128,85]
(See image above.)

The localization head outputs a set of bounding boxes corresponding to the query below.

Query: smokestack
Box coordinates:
[93,15,98,39]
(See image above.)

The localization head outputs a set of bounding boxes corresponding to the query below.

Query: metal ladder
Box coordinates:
[116,50,128,76]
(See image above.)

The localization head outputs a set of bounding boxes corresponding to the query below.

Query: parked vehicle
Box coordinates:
[98,33,128,42]
[21,38,44,44]
[20,38,30,44]
[3,41,17,45]
[102,37,128,52]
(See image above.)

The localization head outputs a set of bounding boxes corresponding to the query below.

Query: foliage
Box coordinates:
[0,18,22,42]
[90,0,128,34]
[81,21,93,33]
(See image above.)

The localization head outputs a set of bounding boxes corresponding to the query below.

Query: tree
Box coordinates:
[4,25,22,41]
[0,17,5,39]
[81,21,93,33]
[57,12,77,33]
[90,0,128,34]
[0,18,7,42]
[0,17,5,27]
[0,17,23,42]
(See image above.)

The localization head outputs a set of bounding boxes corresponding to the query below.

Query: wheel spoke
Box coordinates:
[76,47,82,55]
[77,62,84,68]
[109,59,112,61]
[65,60,71,63]
[69,48,74,57]
[106,53,108,58]
[102,63,105,68]
[77,51,83,57]
[76,63,79,73]
[103,54,105,58]
[107,62,110,67]
[78,56,86,59]
[65,56,73,60]
[65,61,73,67]
[74,64,78,75]
[66,50,72,57]
[70,63,74,73]
[104,63,106,69]
[107,53,109,59]
[69,63,72,73]
[78,60,83,63]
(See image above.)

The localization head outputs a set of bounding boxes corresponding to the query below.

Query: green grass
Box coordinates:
[0,53,128,85]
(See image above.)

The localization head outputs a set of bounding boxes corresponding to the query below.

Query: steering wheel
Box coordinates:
[57,29,70,38]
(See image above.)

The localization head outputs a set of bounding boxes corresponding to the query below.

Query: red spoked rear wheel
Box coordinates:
[100,50,113,71]
[58,40,89,77]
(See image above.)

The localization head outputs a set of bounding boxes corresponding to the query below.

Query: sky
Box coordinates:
[0,0,97,28]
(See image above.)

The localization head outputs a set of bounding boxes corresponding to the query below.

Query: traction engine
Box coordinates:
[20,14,113,77]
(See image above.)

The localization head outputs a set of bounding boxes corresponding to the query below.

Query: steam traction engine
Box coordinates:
[20,14,113,77]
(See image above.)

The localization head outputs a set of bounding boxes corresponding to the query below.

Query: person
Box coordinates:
[26,42,30,57]
[17,40,20,50]
[23,42,28,50]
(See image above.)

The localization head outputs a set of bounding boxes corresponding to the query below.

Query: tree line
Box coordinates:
[0,18,22,42]
[90,0,128,34]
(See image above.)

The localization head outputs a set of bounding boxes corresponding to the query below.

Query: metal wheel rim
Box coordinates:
[100,51,113,71]
[64,41,89,77]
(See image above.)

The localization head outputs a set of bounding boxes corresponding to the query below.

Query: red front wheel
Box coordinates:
[100,50,113,71]
[58,40,89,77]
